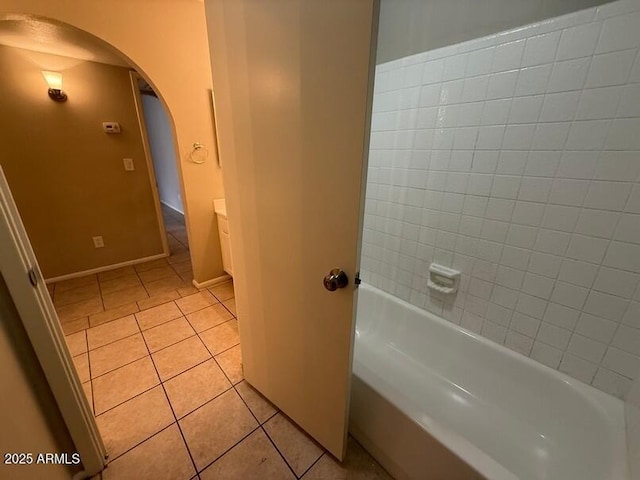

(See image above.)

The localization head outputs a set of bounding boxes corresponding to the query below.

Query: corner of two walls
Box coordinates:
[362,0,640,399]
[0,45,164,279]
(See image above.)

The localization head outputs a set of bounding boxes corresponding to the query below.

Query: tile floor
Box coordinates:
[51,206,392,479]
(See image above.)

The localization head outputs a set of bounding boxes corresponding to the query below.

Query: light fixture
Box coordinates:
[42,71,67,102]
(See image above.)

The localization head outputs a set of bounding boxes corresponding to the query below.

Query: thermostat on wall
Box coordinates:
[102,122,121,134]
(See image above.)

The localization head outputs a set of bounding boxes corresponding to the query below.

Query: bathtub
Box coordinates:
[350,283,629,480]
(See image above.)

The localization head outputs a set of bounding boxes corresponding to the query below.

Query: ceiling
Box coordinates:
[0,15,130,67]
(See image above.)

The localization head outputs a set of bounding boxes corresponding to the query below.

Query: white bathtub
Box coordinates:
[350,284,629,480]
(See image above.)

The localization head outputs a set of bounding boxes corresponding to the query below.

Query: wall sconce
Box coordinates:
[42,71,67,102]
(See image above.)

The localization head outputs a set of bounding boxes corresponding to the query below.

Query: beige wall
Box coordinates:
[377,0,608,63]
[0,45,163,278]
[0,0,225,284]
[0,274,76,480]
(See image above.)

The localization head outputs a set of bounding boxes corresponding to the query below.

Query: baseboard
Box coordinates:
[192,274,231,289]
[45,253,169,284]
[160,200,184,216]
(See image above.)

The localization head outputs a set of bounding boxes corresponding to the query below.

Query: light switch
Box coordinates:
[123,158,135,171]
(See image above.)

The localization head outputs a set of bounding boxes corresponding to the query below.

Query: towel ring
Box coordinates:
[189,142,208,164]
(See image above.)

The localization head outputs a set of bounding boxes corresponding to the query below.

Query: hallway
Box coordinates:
[51,207,390,479]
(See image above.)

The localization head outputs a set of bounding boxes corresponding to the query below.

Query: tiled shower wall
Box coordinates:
[361,0,640,398]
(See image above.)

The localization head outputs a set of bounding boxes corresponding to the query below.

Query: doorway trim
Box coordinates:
[0,166,106,478]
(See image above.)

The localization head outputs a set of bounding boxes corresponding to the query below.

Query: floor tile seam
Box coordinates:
[102,419,177,465]
[156,354,214,385]
[193,425,261,476]
[231,381,279,427]
[260,423,302,479]
[170,384,235,421]
[298,452,325,479]
[144,329,199,355]
[196,317,238,337]
[136,291,180,311]
[98,278,147,298]
[183,304,231,324]
[89,350,150,380]
[134,307,183,331]
[93,379,160,417]
[139,331,200,478]
[177,301,222,318]
[85,328,142,353]
[89,308,141,329]
[53,291,103,309]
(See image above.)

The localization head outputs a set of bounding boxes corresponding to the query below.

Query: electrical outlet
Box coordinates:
[123,158,135,171]
[92,236,104,248]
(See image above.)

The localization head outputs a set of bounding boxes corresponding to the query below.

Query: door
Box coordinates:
[204,0,377,459]
[0,167,106,476]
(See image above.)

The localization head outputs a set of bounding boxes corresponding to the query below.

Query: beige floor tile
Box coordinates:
[73,353,90,383]
[102,424,195,480]
[209,281,235,302]
[66,331,87,357]
[177,285,198,297]
[167,251,191,265]
[57,297,104,323]
[199,319,239,355]
[134,258,170,273]
[215,345,243,384]
[99,274,143,296]
[137,291,181,311]
[90,334,149,378]
[187,304,233,333]
[62,317,89,335]
[82,381,93,414]
[200,429,295,480]
[93,357,159,415]
[54,283,101,307]
[54,274,98,293]
[176,291,217,316]
[135,301,183,330]
[164,359,231,418]
[169,243,188,256]
[178,271,193,282]
[301,437,392,480]
[144,274,189,297]
[96,386,174,459]
[235,381,277,424]
[179,389,258,471]
[142,317,195,353]
[223,298,237,316]
[151,336,211,381]
[263,413,324,477]
[87,315,140,350]
[172,260,193,274]
[89,302,139,328]
[137,265,178,283]
[98,266,136,282]
[102,285,149,310]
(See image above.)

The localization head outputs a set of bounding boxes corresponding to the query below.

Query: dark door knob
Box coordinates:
[323,268,349,291]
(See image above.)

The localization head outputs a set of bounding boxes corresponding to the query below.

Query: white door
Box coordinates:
[204,0,377,460]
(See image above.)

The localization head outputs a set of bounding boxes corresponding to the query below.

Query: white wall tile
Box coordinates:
[492,39,526,73]
[558,258,599,288]
[596,10,640,54]
[586,50,637,88]
[539,91,581,122]
[556,22,602,61]
[522,31,561,67]
[515,64,553,96]
[547,57,591,93]
[531,341,564,368]
[365,3,640,397]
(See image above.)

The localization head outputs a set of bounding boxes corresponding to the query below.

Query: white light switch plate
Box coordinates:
[123,158,135,171]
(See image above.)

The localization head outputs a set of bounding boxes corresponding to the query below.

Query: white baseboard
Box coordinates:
[45,253,169,284]
[160,200,184,216]
[192,274,232,289]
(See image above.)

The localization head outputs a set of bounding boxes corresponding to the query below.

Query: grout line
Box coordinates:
[260,424,301,479]
[298,452,325,479]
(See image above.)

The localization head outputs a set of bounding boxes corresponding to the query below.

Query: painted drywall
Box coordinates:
[141,94,183,213]
[0,0,225,284]
[363,0,640,398]
[377,0,609,63]
[0,274,76,480]
[0,45,163,278]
